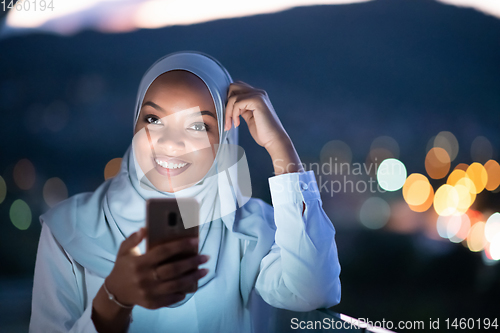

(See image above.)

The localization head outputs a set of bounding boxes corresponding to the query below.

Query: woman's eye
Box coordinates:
[145,115,162,126]
[188,122,208,131]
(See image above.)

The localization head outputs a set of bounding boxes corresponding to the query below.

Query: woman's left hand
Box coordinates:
[225,81,290,150]
[225,81,303,175]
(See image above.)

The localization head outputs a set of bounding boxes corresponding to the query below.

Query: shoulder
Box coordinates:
[39,179,113,245]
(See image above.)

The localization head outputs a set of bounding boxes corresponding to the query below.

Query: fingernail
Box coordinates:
[199,255,209,263]
[190,238,199,246]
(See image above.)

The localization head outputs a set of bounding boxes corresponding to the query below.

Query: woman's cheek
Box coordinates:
[132,129,153,173]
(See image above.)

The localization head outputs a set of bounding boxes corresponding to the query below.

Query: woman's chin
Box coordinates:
[144,173,200,193]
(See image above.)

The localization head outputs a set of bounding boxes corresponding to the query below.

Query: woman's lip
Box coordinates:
[152,156,191,177]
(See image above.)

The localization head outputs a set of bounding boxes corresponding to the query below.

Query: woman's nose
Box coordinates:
[155,124,185,152]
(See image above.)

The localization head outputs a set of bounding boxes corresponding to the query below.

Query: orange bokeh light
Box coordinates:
[425,147,450,179]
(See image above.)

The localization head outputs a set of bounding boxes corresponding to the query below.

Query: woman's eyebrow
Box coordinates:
[188,110,217,119]
[142,101,216,119]
[142,101,166,113]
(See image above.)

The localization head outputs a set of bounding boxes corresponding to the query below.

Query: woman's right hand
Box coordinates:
[105,227,209,309]
[92,228,209,332]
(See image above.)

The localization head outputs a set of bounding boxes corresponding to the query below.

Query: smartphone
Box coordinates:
[146,198,200,291]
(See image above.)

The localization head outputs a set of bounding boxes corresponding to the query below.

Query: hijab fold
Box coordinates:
[40,51,277,308]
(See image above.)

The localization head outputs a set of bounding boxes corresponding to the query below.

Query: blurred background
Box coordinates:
[1,0,499,331]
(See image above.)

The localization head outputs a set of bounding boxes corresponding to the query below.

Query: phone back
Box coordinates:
[146,198,199,252]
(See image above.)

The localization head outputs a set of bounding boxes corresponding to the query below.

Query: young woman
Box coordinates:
[29,51,341,333]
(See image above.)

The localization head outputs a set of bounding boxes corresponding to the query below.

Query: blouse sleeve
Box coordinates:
[29,222,99,333]
[254,170,341,312]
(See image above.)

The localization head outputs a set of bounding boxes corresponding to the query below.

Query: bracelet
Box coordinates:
[103,279,134,309]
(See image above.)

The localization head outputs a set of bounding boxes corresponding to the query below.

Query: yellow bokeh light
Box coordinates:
[466,162,488,194]
[453,184,473,214]
[433,184,459,216]
[104,158,123,180]
[484,160,500,191]
[408,190,434,213]
[467,221,486,252]
[455,176,477,201]
[0,176,6,204]
[425,147,450,179]
[447,169,466,186]
[403,173,432,207]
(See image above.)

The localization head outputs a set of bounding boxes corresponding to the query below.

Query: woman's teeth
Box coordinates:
[155,159,188,169]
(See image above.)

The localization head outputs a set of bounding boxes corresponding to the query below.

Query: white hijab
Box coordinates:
[40,51,275,308]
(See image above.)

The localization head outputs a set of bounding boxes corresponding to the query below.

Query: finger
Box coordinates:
[118,227,146,256]
[240,108,254,123]
[156,268,209,295]
[232,93,261,128]
[140,237,199,267]
[155,254,209,281]
[225,95,235,131]
[227,81,252,99]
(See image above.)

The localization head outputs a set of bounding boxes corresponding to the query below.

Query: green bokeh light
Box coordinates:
[10,199,32,230]
[377,158,407,191]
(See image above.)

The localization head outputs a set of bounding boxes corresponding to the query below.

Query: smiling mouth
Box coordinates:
[154,159,188,169]
[151,156,191,176]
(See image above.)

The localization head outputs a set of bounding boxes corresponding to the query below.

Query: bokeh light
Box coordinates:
[359,197,391,229]
[13,158,36,190]
[454,163,468,172]
[437,213,470,242]
[386,200,421,233]
[446,169,466,186]
[368,136,400,164]
[433,184,459,216]
[9,199,32,230]
[320,140,352,174]
[425,147,450,179]
[449,213,471,243]
[471,136,493,163]
[453,183,474,214]
[407,187,434,212]
[484,160,500,191]
[0,175,6,204]
[467,221,486,252]
[376,158,407,191]
[455,176,477,200]
[104,158,123,180]
[465,162,488,194]
[43,177,69,208]
[485,212,500,243]
[434,131,459,161]
[403,173,432,207]
[490,233,500,260]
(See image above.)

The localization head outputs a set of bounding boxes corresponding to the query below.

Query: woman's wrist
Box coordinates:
[92,280,133,333]
[266,137,304,175]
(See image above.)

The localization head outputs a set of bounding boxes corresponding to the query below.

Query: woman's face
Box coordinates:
[133,70,219,193]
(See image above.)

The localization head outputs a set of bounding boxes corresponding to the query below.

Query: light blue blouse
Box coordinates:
[29,170,341,333]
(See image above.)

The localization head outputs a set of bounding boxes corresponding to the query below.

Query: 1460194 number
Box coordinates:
[1,0,55,12]
[445,318,498,330]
